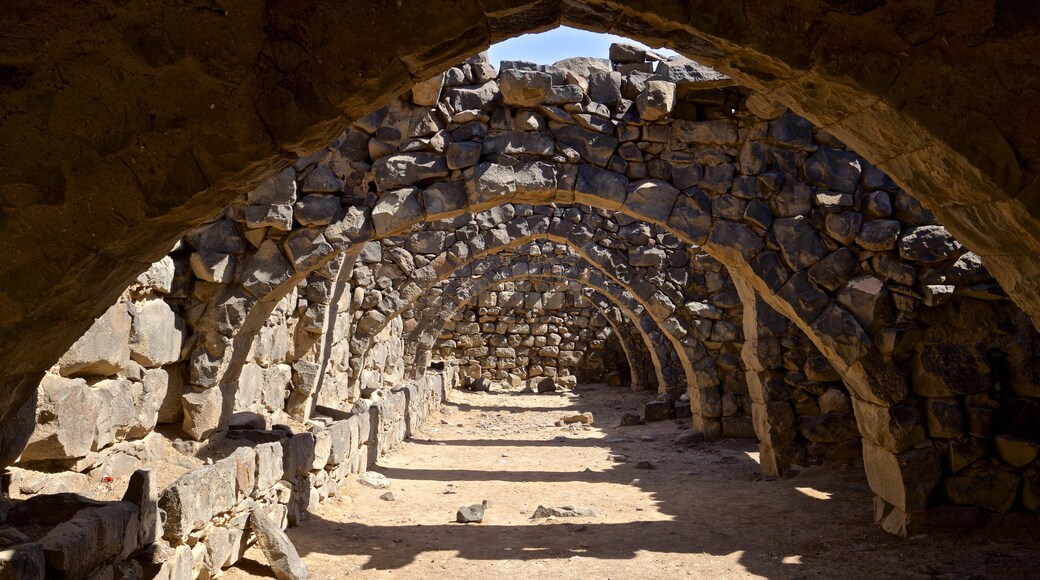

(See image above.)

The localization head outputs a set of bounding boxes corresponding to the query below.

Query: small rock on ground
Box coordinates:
[357,471,391,489]
[636,461,656,470]
[619,413,642,426]
[561,412,594,425]
[530,505,600,519]
[380,492,395,501]
[457,501,486,523]
[674,430,704,446]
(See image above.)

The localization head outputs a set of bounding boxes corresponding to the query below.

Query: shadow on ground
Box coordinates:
[231,385,1040,579]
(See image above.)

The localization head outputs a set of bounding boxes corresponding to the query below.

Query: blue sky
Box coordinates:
[488,26,680,66]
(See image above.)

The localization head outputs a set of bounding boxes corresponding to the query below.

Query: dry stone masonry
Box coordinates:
[3,40,1040,579]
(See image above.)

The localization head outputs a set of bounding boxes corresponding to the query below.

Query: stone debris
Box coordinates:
[357,471,391,489]
[674,431,704,447]
[456,501,487,523]
[250,508,310,580]
[380,492,396,502]
[619,413,642,427]
[530,505,600,519]
[560,412,594,425]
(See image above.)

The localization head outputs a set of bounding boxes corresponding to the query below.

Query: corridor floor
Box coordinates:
[226,384,1040,579]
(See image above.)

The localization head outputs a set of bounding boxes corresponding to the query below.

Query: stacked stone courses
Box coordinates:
[4,42,1040,579]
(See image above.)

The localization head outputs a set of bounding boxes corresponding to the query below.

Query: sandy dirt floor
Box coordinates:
[226,384,1040,579]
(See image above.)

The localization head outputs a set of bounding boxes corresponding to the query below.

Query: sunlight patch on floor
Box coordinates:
[795,487,832,500]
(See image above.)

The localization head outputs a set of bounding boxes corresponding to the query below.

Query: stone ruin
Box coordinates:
[1,43,1040,579]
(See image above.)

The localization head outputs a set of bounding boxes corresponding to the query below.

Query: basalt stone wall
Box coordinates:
[4,45,1040,546]
[1,368,457,580]
[435,279,627,386]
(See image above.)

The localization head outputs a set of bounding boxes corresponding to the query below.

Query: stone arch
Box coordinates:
[160,79,1019,535]
[418,276,658,391]
[5,41,1039,538]
[346,223,704,396]
[4,3,1040,486]
[734,276,861,478]
[403,253,682,394]
[405,261,764,441]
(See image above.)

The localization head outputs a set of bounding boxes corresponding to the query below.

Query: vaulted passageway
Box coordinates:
[3,32,1040,580]
[2,3,1040,474]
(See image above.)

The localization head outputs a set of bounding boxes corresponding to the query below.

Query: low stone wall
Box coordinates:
[435,280,627,386]
[1,368,456,580]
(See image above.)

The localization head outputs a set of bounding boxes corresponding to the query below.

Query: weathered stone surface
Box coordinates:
[20,375,99,461]
[943,462,1021,513]
[530,505,600,518]
[182,385,230,441]
[624,180,679,224]
[575,165,627,209]
[134,256,175,294]
[129,299,184,367]
[586,71,622,105]
[637,81,676,121]
[912,342,990,397]
[372,188,424,236]
[856,220,901,251]
[499,69,552,107]
[294,194,341,226]
[862,440,941,514]
[805,148,862,193]
[241,240,293,298]
[190,251,236,284]
[467,163,515,206]
[250,508,309,580]
[374,153,449,189]
[899,225,962,263]
[456,503,485,523]
[412,73,444,106]
[57,303,132,377]
[39,502,137,580]
[772,216,827,270]
[551,124,618,167]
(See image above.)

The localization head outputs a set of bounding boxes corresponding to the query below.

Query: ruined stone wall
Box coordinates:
[434,280,626,386]
[1,369,457,579]
[4,43,1040,566]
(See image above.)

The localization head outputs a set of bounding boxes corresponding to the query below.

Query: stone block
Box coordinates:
[39,503,137,579]
[248,168,297,205]
[189,251,235,283]
[912,342,990,397]
[862,440,941,514]
[372,187,424,236]
[373,153,449,190]
[240,239,293,298]
[624,179,679,224]
[644,400,673,422]
[943,461,1021,513]
[575,164,627,210]
[899,225,962,263]
[20,374,99,461]
[129,299,184,367]
[499,69,552,107]
[159,463,236,541]
[924,397,964,439]
[772,216,827,270]
[57,303,132,377]
[637,80,676,121]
